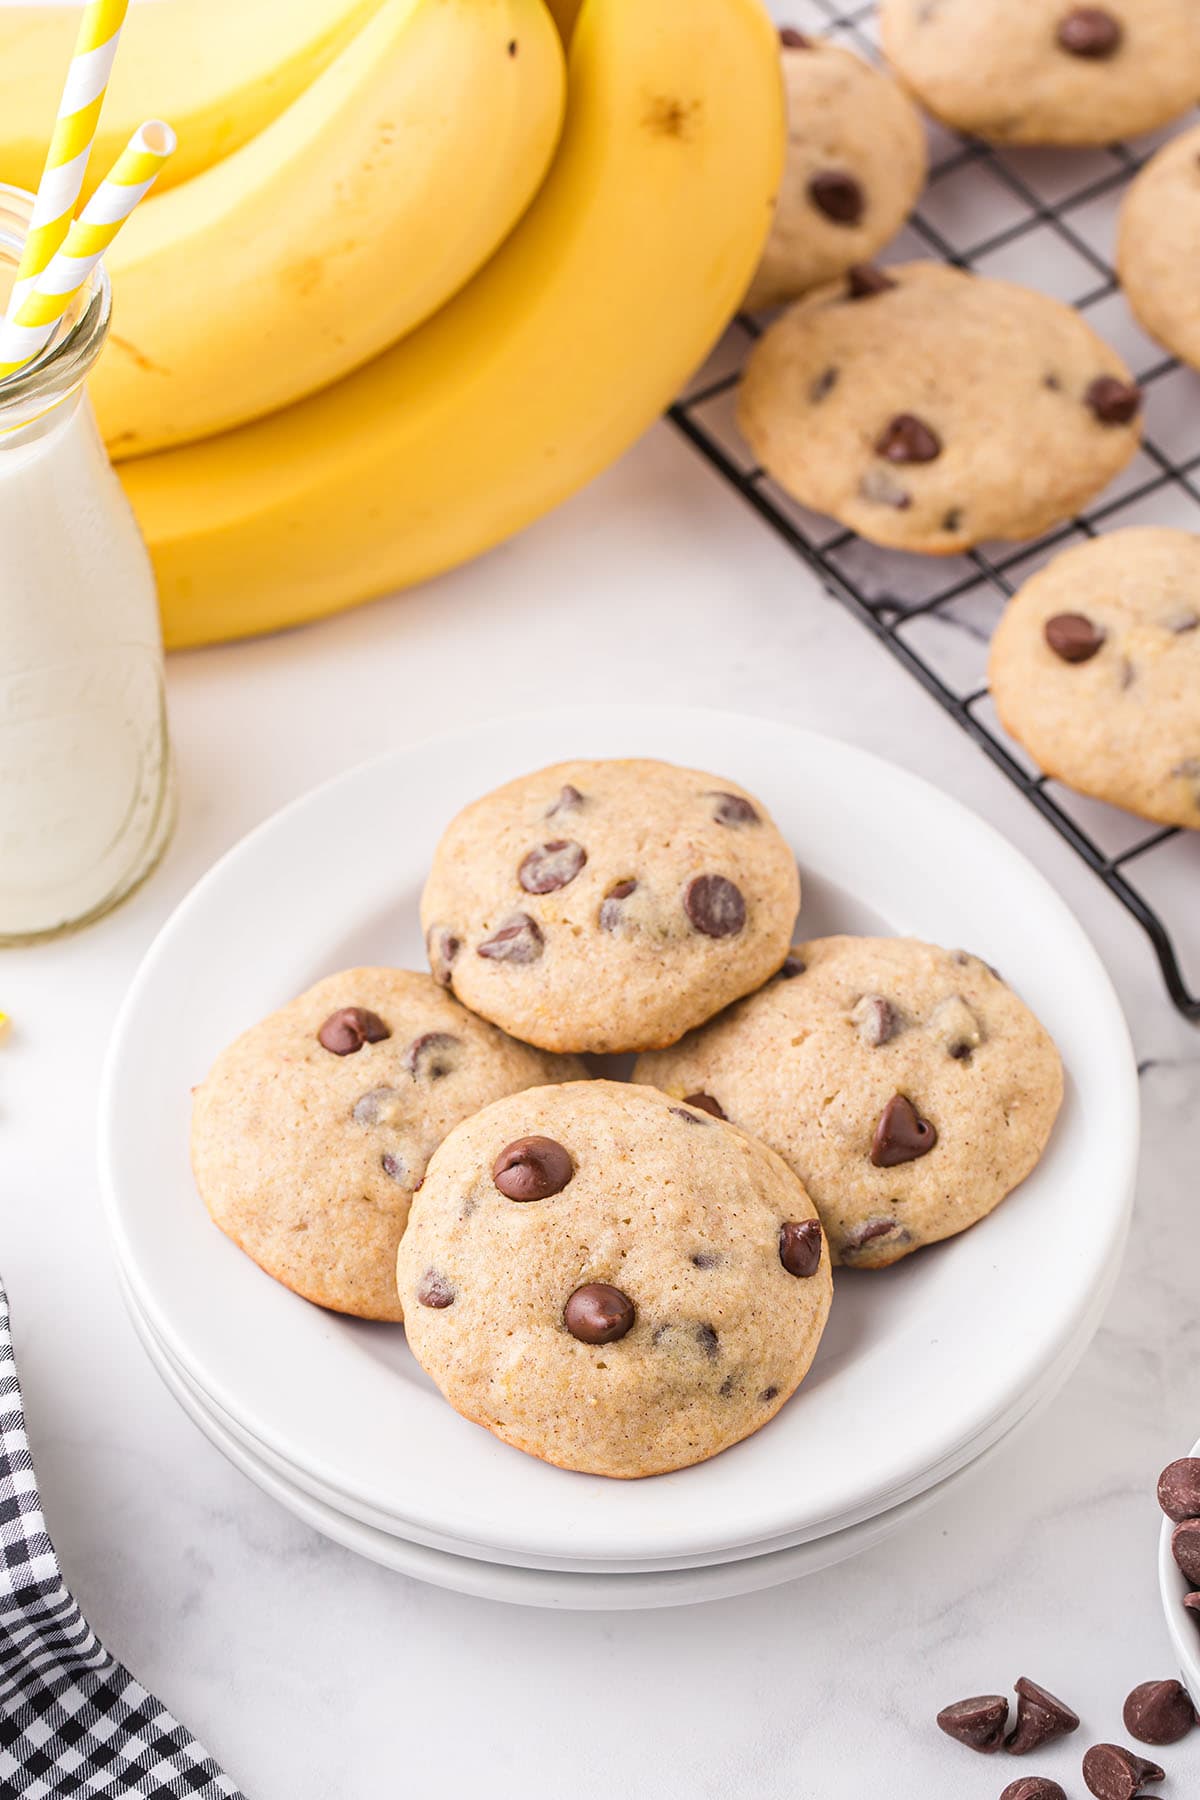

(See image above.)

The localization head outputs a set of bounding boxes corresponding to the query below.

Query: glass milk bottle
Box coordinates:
[0,184,173,941]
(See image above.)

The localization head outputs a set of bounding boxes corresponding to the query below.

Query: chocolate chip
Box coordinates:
[1165,606,1199,634]
[426,925,461,988]
[1044,372,1063,391]
[1045,612,1105,663]
[852,993,898,1047]
[563,1283,635,1344]
[930,993,983,1060]
[1057,7,1123,58]
[683,1091,726,1120]
[875,413,942,464]
[779,952,807,978]
[1172,1517,1200,1583]
[599,878,636,931]
[847,263,896,300]
[936,1694,1009,1753]
[709,791,760,826]
[942,507,964,533]
[1122,1680,1195,1746]
[809,366,839,403]
[1086,376,1141,425]
[416,1269,455,1309]
[518,840,586,894]
[779,1219,823,1277]
[779,25,812,47]
[1184,1591,1200,1616]
[759,1385,779,1403]
[843,1216,904,1254]
[1006,1678,1080,1755]
[670,1105,712,1125]
[808,169,864,225]
[477,912,543,963]
[492,1135,574,1201]
[859,468,911,508]
[683,874,746,938]
[695,1322,720,1359]
[691,1251,721,1269]
[718,1372,740,1398]
[381,1151,407,1184]
[1081,1743,1165,1800]
[317,1007,390,1055]
[1158,1457,1200,1521]
[1001,1782,1067,1800]
[352,1086,401,1126]
[400,1031,460,1080]
[546,783,584,817]
[871,1094,937,1167]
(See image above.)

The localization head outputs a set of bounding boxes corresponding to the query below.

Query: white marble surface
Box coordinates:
[4,410,1200,1798]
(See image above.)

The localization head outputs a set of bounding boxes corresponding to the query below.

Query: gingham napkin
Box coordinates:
[0,1278,245,1799]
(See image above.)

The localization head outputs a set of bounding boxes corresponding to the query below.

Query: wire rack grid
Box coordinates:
[667,0,1200,1023]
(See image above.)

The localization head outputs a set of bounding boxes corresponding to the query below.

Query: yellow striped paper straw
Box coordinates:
[0,121,174,380]
[6,0,131,322]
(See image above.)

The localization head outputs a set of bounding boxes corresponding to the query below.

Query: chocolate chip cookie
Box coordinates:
[737,261,1141,554]
[1118,123,1200,372]
[745,33,927,311]
[191,968,581,1321]
[420,759,800,1054]
[396,1079,832,1478]
[634,936,1063,1269]
[989,528,1200,828]
[880,1,1200,146]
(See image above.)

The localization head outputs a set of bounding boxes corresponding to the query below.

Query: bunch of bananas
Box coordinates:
[0,0,784,647]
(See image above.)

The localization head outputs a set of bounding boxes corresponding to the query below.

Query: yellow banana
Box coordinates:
[95,0,564,458]
[0,0,384,198]
[121,0,784,650]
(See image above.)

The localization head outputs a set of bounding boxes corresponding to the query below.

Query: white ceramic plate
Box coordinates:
[120,1267,1013,1612]
[1158,1436,1200,1703]
[100,706,1138,1566]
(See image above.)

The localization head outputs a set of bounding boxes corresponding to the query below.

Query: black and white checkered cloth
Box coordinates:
[0,1278,245,1799]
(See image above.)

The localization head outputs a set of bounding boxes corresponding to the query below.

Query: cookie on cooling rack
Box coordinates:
[744,31,926,311]
[1118,123,1200,373]
[635,935,1063,1269]
[396,1080,832,1479]
[879,0,1200,146]
[420,758,800,1054]
[737,260,1141,555]
[989,528,1200,829]
[192,968,582,1321]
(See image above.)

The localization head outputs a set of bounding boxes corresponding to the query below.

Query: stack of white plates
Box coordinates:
[100,708,1138,1610]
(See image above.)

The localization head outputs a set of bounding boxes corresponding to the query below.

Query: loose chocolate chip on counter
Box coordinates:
[936,1694,1010,1753]
[778,25,812,47]
[708,791,760,826]
[381,1151,407,1184]
[779,1219,823,1278]
[400,1031,461,1080]
[683,1091,727,1120]
[875,413,942,464]
[1001,1782,1067,1800]
[1057,7,1123,57]
[599,879,637,931]
[871,1093,938,1167]
[1122,1680,1195,1746]
[930,993,983,1060]
[847,262,896,300]
[518,840,586,894]
[1006,1678,1080,1755]
[352,1086,402,1126]
[1085,376,1141,425]
[779,953,807,978]
[859,468,912,508]
[1158,1457,1200,1521]
[426,924,461,988]
[1081,1743,1165,1800]
[809,366,839,403]
[493,1135,574,1201]
[1171,1517,1200,1583]
[683,874,746,938]
[851,993,898,1047]
[1045,612,1106,663]
[546,782,584,818]
[477,912,544,963]
[317,1007,391,1055]
[416,1269,455,1309]
[563,1283,636,1344]
[808,168,864,225]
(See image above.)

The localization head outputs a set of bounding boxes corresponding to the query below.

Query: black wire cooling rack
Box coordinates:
[667,0,1200,1023]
